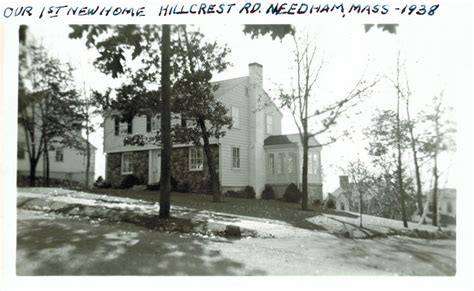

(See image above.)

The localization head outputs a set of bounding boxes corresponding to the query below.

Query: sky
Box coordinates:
[25,17,469,193]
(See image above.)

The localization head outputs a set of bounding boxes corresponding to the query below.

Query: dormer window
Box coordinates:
[147,115,160,132]
[115,116,132,136]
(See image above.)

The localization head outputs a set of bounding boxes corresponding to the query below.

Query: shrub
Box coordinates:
[146,176,179,191]
[244,186,256,199]
[147,182,160,191]
[226,190,247,199]
[283,183,302,203]
[325,198,336,209]
[262,184,275,200]
[313,199,322,207]
[93,176,112,189]
[94,176,104,185]
[177,181,191,193]
[119,174,141,189]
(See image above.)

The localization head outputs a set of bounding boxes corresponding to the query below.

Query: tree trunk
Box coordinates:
[42,131,50,187]
[159,24,172,219]
[406,96,424,216]
[85,114,91,188]
[29,158,37,186]
[431,99,442,227]
[396,55,408,228]
[396,135,408,228]
[432,157,438,227]
[198,120,221,202]
[45,144,50,187]
[413,149,423,216]
[359,189,363,227]
[301,134,309,210]
[396,110,408,227]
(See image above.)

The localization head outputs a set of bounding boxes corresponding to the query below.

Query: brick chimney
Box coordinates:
[339,175,349,190]
[248,62,263,89]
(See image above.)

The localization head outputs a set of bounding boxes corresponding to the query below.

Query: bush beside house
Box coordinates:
[283,183,302,203]
[225,186,256,199]
[93,176,112,189]
[119,175,142,189]
[262,184,275,200]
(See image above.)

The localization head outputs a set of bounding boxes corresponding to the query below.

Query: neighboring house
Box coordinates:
[103,63,323,201]
[425,188,456,223]
[332,175,360,212]
[332,175,377,214]
[17,125,97,186]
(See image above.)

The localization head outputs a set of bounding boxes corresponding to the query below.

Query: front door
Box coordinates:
[150,150,161,184]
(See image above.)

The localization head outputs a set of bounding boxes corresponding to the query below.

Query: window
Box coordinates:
[277,153,284,174]
[232,107,240,129]
[119,122,129,135]
[121,152,134,174]
[308,153,318,175]
[447,202,453,213]
[147,115,161,132]
[189,147,203,171]
[17,142,25,160]
[232,147,240,169]
[266,115,273,134]
[268,153,275,176]
[152,116,160,131]
[115,116,132,136]
[312,153,318,175]
[55,148,64,162]
[288,152,295,174]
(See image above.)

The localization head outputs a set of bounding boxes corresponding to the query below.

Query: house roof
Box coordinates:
[212,77,283,117]
[264,134,321,147]
[212,76,248,97]
[78,135,98,151]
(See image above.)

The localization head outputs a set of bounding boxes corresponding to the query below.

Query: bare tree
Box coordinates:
[421,91,456,227]
[279,34,377,210]
[347,159,375,227]
[395,53,409,228]
[390,59,425,219]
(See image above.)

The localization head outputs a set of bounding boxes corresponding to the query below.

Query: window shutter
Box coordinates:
[114,117,119,136]
[127,119,133,134]
[146,115,151,132]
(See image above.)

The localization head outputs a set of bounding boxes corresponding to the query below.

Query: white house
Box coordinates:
[332,175,359,211]
[103,63,323,201]
[17,125,96,186]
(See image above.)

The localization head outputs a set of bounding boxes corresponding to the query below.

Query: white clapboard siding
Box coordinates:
[17,125,96,175]
[217,77,251,187]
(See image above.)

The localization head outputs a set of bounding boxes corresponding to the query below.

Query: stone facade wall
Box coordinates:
[308,183,323,204]
[171,145,219,193]
[267,183,323,203]
[106,151,149,187]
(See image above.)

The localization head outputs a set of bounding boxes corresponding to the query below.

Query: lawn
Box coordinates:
[83,188,455,239]
[86,188,327,230]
